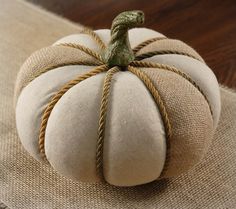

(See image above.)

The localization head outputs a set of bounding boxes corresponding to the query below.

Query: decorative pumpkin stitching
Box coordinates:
[130,61,213,116]
[38,65,108,159]
[135,50,203,62]
[128,65,172,178]
[132,37,167,54]
[57,42,104,63]
[80,27,106,50]
[96,67,120,180]
[34,14,213,182]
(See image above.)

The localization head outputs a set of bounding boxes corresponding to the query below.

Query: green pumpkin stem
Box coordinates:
[103,10,145,68]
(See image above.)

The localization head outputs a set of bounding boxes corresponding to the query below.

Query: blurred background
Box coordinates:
[26,0,236,88]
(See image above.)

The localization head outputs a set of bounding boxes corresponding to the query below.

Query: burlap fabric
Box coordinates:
[0,0,235,208]
[14,46,99,104]
[135,39,204,63]
[14,32,214,183]
[143,68,213,178]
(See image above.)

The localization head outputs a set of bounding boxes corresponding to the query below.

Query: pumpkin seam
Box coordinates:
[96,67,120,181]
[135,50,203,62]
[132,37,167,54]
[24,61,100,89]
[80,27,107,50]
[127,65,172,178]
[56,43,104,63]
[130,61,213,117]
[38,65,108,159]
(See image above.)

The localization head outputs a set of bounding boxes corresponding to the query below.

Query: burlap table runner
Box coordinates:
[0,0,235,208]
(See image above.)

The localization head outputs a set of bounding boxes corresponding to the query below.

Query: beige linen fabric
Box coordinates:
[14,46,99,103]
[0,0,235,208]
[136,39,204,62]
[144,55,221,127]
[15,30,221,130]
[143,68,213,178]
[15,28,218,184]
[16,67,167,186]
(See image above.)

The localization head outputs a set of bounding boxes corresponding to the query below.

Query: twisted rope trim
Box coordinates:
[56,43,104,63]
[38,65,108,158]
[128,65,172,177]
[127,65,172,139]
[132,37,167,54]
[131,61,213,116]
[26,29,106,95]
[36,29,107,161]
[96,67,120,180]
[80,28,107,50]
[25,61,99,88]
[35,31,212,181]
[135,50,202,62]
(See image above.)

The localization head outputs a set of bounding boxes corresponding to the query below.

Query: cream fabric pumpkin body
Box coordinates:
[15,28,221,186]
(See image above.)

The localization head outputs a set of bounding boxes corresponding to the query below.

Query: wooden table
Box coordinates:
[27,0,236,88]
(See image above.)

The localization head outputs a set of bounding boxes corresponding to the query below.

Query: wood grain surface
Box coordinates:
[27,0,236,88]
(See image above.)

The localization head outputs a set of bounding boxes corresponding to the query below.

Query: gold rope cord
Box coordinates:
[80,27,107,50]
[36,28,109,159]
[25,61,99,88]
[132,37,167,54]
[129,59,214,178]
[38,65,108,158]
[128,65,172,178]
[131,61,213,116]
[135,50,202,62]
[24,30,105,89]
[56,43,104,63]
[128,65,172,139]
[35,32,212,181]
[96,67,120,180]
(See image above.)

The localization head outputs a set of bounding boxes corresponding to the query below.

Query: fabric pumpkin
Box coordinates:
[14,11,221,187]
